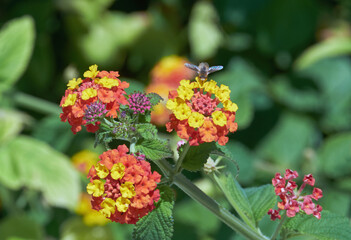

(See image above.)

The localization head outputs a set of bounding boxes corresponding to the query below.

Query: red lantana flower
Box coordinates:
[165,78,238,146]
[268,169,323,221]
[60,65,129,134]
[87,145,161,224]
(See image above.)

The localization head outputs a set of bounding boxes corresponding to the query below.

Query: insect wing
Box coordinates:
[184,63,199,72]
[208,65,223,74]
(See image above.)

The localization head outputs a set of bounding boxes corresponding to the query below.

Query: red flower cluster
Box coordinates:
[268,169,323,221]
[87,145,161,224]
[60,65,129,134]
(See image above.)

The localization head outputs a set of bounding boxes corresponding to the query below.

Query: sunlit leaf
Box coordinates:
[295,37,351,70]
[189,2,223,60]
[0,109,30,144]
[0,136,80,209]
[0,16,35,93]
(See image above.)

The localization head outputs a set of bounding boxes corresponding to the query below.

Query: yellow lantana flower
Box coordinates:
[67,78,82,90]
[116,197,130,213]
[120,182,136,199]
[111,163,125,180]
[95,163,109,179]
[203,80,219,94]
[212,111,227,127]
[223,100,238,112]
[62,93,77,107]
[215,84,231,102]
[177,85,194,101]
[98,77,119,89]
[174,103,192,120]
[188,112,205,128]
[87,179,105,197]
[99,198,116,217]
[81,88,97,100]
[84,64,99,78]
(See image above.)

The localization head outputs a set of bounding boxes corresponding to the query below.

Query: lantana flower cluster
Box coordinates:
[60,65,129,134]
[166,78,238,146]
[87,145,161,224]
[268,169,323,221]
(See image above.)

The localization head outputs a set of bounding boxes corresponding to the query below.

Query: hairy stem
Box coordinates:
[157,159,268,240]
[271,212,287,240]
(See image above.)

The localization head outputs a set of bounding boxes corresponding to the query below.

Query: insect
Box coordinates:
[184,62,223,81]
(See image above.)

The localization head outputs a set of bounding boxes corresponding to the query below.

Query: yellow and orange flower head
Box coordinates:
[87,145,161,224]
[146,55,196,125]
[60,65,129,134]
[166,77,238,146]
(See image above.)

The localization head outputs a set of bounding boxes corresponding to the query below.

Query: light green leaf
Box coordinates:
[295,37,351,70]
[189,1,223,60]
[133,186,174,240]
[283,211,351,240]
[0,16,35,93]
[0,109,30,144]
[182,142,217,171]
[213,172,256,230]
[245,185,277,224]
[318,133,351,178]
[256,112,317,168]
[135,138,173,161]
[61,217,115,240]
[0,136,80,209]
[136,123,158,140]
[147,92,163,108]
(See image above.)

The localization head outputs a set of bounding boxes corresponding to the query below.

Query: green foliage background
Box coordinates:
[0,0,350,239]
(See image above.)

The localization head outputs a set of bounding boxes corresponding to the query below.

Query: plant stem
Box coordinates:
[12,91,61,115]
[271,212,287,240]
[174,142,190,173]
[157,159,268,240]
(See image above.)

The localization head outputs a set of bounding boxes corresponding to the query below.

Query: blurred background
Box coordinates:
[0,0,351,239]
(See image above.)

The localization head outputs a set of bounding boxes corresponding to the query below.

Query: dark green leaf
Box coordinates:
[318,133,351,178]
[245,185,277,223]
[0,136,80,209]
[182,142,217,171]
[133,186,174,240]
[283,211,351,240]
[0,16,35,93]
[135,138,173,161]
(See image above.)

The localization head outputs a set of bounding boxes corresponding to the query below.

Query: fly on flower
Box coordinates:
[184,62,223,81]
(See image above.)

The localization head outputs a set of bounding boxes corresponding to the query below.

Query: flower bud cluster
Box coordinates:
[268,169,323,221]
[128,92,151,114]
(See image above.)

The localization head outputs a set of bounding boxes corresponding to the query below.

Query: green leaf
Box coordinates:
[245,185,277,224]
[136,123,158,140]
[298,57,351,132]
[0,109,29,144]
[283,211,351,240]
[122,78,145,95]
[0,136,80,209]
[135,138,173,161]
[295,37,351,70]
[61,217,115,240]
[0,215,43,240]
[182,142,217,171]
[270,76,322,112]
[189,1,223,60]
[0,16,35,93]
[147,92,163,108]
[213,172,256,230]
[318,133,351,178]
[256,112,317,168]
[133,186,174,240]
